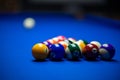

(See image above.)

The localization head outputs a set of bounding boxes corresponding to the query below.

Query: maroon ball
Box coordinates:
[83,44,99,60]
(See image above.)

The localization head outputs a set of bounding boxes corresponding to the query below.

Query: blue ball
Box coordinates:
[49,44,65,60]
[99,44,115,60]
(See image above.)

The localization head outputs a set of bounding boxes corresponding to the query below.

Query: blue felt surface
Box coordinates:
[0,13,120,80]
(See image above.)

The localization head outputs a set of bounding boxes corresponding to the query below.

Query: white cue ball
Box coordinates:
[23,18,35,29]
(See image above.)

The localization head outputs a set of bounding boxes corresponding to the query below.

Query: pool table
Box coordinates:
[0,13,120,80]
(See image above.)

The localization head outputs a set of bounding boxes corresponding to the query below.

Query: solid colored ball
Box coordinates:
[65,43,81,60]
[83,44,99,60]
[99,44,115,60]
[32,43,49,60]
[49,44,65,60]
[90,41,101,48]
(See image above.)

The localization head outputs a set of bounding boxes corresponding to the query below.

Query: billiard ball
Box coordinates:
[32,43,49,60]
[64,37,76,44]
[42,41,52,58]
[49,44,65,60]
[83,44,99,60]
[57,35,66,41]
[74,42,83,57]
[23,17,35,29]
[75,40,88,54]
[78,40,88,45]
[65,43,81,60]
[47,39,56,44]
[99,44,115,60]
[58,41,69,58]
[52,37,60,43]
[68,38,76,44]
[58,41,68,49]
[90,41,101,48]
[43,41,52,48]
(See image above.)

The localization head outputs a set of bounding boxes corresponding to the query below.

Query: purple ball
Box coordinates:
[99,44,115,60]
[43,41,52,49]
[42,41,53,58]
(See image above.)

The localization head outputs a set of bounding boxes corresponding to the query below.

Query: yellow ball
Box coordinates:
[32,43,49,60]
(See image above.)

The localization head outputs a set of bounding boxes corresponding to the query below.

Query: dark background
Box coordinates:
[0,0,120,20]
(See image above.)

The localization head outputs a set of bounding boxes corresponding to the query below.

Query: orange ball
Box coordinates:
[47,39,56,44]
[32,43,49,60]
[52,37,60,44]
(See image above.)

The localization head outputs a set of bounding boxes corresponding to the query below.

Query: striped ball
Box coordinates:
[75,40,88,54]
[90,41,101,48]
[99,44,115,60]
[65,43,81,60]
[64,37,76,44]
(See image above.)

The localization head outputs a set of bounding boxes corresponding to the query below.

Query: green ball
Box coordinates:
[65,43,81,60]
[64,38,76,44]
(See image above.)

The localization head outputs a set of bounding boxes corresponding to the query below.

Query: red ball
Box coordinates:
[83,44,99,60]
